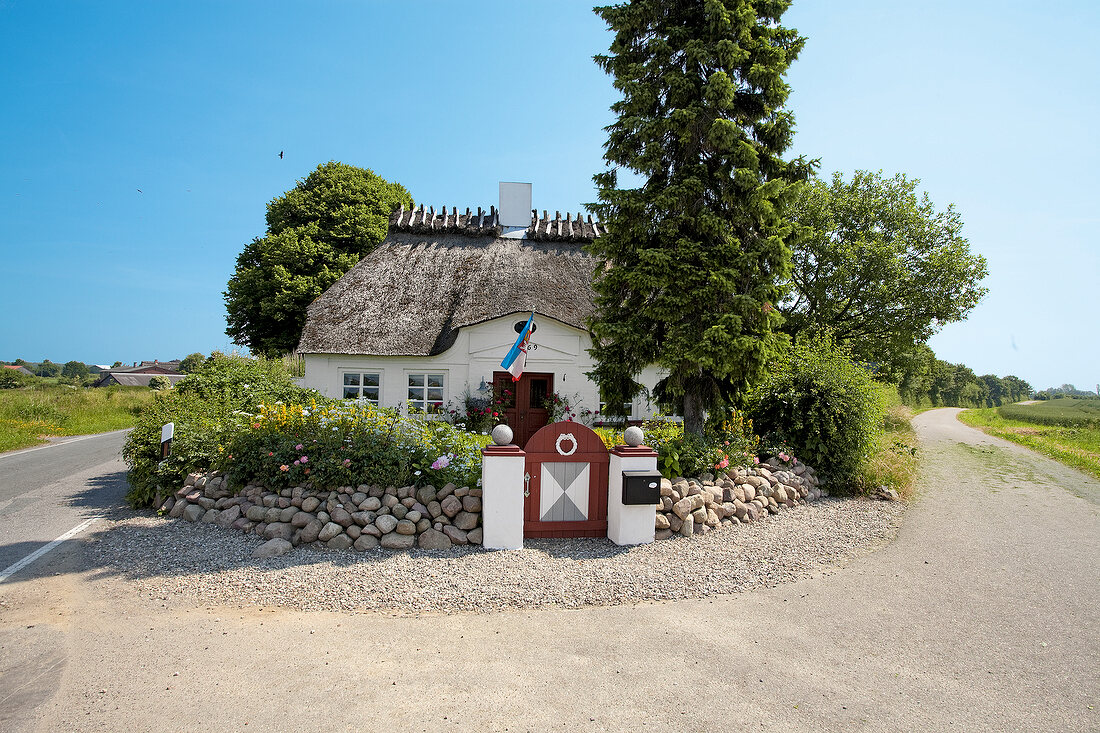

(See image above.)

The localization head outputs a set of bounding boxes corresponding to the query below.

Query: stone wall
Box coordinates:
[160,474,482,555]
[654,458,824,539]
[159,456,822,553]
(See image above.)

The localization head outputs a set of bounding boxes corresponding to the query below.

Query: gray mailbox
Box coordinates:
[622,469,662,505]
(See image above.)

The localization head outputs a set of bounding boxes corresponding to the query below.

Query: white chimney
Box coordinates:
[498,182,532,239]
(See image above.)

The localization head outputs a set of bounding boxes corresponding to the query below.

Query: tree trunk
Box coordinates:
[683,391,705,437]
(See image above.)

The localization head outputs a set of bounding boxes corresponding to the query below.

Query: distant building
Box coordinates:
[2,365,34,376]
[92,360,185,387]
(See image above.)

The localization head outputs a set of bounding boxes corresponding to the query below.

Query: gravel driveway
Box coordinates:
[82,489,903,614]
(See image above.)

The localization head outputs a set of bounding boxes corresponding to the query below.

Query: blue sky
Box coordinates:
[1,1,1096,391]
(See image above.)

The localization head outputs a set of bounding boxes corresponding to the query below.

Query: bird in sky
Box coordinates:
[278,151,284,159]
[136,188,142,193]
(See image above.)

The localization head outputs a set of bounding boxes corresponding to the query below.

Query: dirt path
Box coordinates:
[2,409,1097,732]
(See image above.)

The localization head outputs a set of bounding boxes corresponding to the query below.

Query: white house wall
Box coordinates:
[300,313,667,420]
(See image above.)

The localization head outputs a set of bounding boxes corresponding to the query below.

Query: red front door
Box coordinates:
[493,371,553,448]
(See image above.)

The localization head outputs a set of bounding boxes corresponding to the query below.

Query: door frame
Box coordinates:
[493,371,553,448]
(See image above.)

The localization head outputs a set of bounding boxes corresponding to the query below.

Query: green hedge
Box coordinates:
[749,335,887,490]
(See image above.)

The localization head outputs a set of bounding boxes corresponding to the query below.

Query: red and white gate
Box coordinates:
[522,422,609,538]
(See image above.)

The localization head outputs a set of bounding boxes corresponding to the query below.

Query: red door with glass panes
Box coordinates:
[493,371,553,448]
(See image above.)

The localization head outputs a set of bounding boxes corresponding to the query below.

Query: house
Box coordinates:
[298,183,665,446]
[92,360,186,388]
[2,365,34,376]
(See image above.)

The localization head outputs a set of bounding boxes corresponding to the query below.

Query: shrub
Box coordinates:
[122,353,313,507]
[148,375,172,390]
[748,334,887,490]
[0,369,34,389]
[221,401,490,492]
[174,351,306,409]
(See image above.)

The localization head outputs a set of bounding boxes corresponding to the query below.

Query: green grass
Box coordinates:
[996,398,1100,427]
[856,399,920,500]
[0,385,155,453]
[958,402,1100,480]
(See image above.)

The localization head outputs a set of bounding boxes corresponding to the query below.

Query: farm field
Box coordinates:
[958,398,1100,480]
[0,385,154,452]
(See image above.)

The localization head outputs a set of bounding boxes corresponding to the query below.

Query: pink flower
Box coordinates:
[294,459,300,466]
[300,456,308,463]
[295,444,303,451]
[343,458,351,467]
[279,465,289,472]
[778,452,789,462]
[753,456,760,464]
[268,452,273,456]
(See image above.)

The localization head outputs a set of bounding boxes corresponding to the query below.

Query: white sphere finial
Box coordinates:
[491,424,514,446]
[624,426,644,446]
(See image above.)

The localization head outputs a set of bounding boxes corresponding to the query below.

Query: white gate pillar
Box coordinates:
[481,426,526,550]
[607,427,659,546]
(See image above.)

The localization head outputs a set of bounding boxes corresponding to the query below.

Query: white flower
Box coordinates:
[414,470,422,476]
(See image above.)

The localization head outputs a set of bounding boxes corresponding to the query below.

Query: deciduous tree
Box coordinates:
[782,170,988,370]
[588,0,811,434]
[224,162,413,356]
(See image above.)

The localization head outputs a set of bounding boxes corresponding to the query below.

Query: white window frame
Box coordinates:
[405,371,446,414]
[341,370,382,405]
[599,398,634,419]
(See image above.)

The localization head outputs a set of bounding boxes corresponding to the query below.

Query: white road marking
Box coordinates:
[0,517,101,584]
[0,429,129,460]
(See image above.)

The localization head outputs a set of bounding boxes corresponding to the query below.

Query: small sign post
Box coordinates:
[160,422,174,461]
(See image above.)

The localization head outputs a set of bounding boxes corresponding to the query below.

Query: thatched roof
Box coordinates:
[297,208,602,356]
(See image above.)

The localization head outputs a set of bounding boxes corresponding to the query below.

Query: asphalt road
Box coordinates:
[0,431,130,574]
[1,411,1097,732]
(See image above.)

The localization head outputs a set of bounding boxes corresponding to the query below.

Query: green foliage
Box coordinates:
[122,354,312,506]
[178,353,205,373]
[122,391,245,507]
[749,335,887,488]
[588,0,811,435]
[148,375,173,391]
[783,170,988,371]
[222,402,490,493]
[35,360,61,378]
[224,161,414,355]
[122,353,492,506]
[0,369,34,389]
[62,360,91,379]
[174,352,307,409]
[0,385,152,453]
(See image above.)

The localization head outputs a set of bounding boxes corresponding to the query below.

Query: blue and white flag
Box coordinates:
[501,312,535,381]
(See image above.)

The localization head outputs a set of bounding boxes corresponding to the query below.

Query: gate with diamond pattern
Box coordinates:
[522,422,609,538]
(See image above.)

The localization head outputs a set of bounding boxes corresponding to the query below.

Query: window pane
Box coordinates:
[408,374,425,387]
[343,373,360,386]
[363,387,379,401]
[408,388,423,401]
[427,374,443,388]
[530,379,548,406]
[343,387,360,399]
[363,373,379,387]
[410,400,425,412]
[426,387,443,402]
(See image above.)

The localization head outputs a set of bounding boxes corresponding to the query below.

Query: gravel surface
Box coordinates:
[80,497,904,615]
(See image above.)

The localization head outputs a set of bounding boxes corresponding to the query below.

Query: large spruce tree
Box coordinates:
[588,0,811,434]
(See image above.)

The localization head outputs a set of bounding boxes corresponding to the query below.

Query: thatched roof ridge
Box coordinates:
[391,205,602,242]
[298,231,597,357]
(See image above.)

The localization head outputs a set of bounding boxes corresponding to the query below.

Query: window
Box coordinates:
[407,373,445,413]
[343,372,380,404]
[599,396,633,419]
